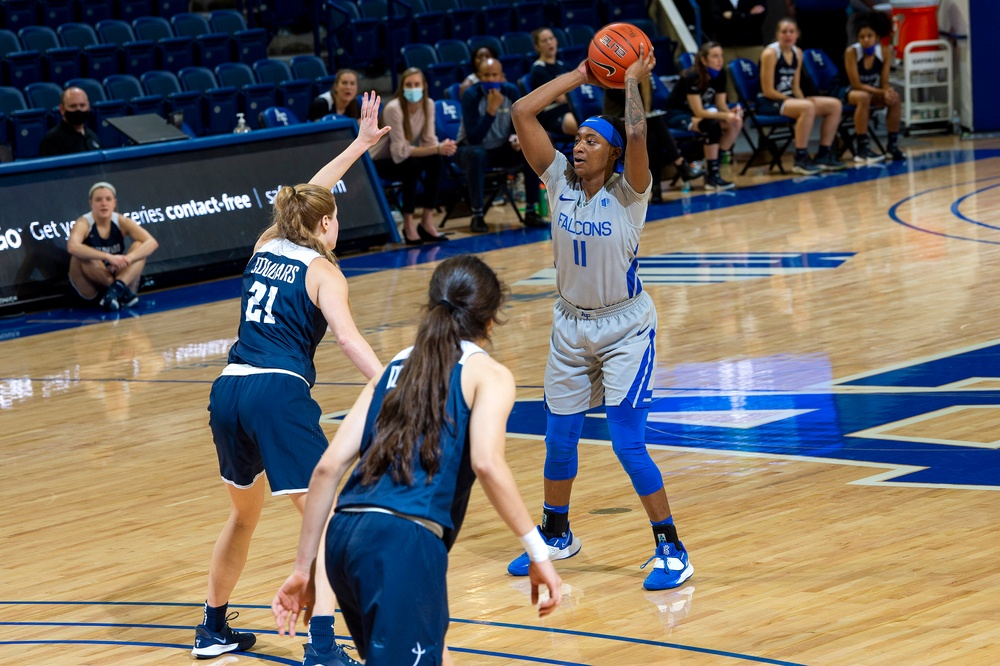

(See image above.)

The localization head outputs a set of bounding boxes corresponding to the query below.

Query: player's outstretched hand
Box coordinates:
[624,43,656,84]
[528,559,562,618]
[272,569,315,637]
[358,91,391,147]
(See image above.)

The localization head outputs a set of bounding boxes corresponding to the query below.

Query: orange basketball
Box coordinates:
[587,23,653,89]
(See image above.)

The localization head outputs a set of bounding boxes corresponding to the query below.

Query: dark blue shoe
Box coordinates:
[191,612,256,659]
[303,641,362,666]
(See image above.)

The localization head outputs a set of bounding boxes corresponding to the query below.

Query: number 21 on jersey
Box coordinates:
[245,280,278,324]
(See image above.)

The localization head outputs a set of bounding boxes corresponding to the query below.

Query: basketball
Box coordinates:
[588,23,653,89]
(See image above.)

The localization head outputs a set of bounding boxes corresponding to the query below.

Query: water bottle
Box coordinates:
[950,109,961,137]
[538,183,549,218]
[233,113,251,134]
[513,172,526,203]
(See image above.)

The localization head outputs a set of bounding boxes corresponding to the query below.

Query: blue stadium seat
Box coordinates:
[0,29,42,88]
[427,0,478,41]
[504,0,544,34]
[500,31,534,60]
[565,24,595,47]
[411,0,447,45]
[567,83,603,120]
[178,65,238,134]
[39,0,75,28]
[359,0,409,65]
[141,69,203,135]
[290,54,335,98]
[0,85,51,159]
[478,0,511,36]
[133,16,195,72]
[435,39,471,68]
[24,81,62,126]
[77,0,114,24]
[444,81,460,100]
[171,13,230,69]
[606,0,647,22]
[402,44,452,100]
[216,61,276,129]
[253,58,311,121]
[103,72,164,115]
[323,0,381,72]
[678,51,695,72]
[58,23,120,80]
[0,0,37,33]
[728,58,795,174]
[96,19,157,77]
[259,105,300,127]
[19,26,82,86]
[117,0,152,22]
[210,10,269,65]
[154,0,187,20]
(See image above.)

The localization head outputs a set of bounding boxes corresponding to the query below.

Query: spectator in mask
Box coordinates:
[40,87,101,157]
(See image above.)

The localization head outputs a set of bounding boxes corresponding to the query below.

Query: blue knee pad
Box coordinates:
[605,402,664,496]
[544,411,586,481]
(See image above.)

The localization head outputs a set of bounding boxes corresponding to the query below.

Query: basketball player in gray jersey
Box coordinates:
[507,48,694,591]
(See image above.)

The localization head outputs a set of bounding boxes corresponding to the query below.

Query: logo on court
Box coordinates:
[515,252,854,287]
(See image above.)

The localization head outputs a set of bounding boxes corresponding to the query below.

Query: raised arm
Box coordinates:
[512,63,593,176]
[623,46,654,194]
[272,378,377,636]
[309,91,390,190]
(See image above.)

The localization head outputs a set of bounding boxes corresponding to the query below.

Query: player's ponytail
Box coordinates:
[269,184,338,264]
[361,255,508,486]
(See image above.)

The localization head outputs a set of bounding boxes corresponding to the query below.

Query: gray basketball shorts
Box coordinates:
[544,291,658,415]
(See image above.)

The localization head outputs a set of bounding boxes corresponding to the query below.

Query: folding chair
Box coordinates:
[801,47,885,159]
[728,58,796,175]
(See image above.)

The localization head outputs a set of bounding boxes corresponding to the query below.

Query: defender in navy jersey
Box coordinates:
[193,92,388,665]
[664,41,743,190]
[759,18,845,174]
[508,48,694,591]
[840,11,904,161]
[66,182,158,310]
[273,256,561,666]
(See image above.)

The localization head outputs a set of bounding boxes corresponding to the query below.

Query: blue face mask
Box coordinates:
[481,81,501,92]
[707,67,721,78]
[403,87,424,103]
[863,44,877,56]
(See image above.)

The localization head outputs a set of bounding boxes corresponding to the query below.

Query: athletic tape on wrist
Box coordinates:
[520,529,549,563]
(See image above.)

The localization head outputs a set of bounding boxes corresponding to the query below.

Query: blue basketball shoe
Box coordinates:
[641,542,694,590]
[303,641,362,665]
[191,612,256,659]
[507,526,582,576]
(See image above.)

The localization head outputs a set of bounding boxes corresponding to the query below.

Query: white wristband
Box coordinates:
[520,529,550,563]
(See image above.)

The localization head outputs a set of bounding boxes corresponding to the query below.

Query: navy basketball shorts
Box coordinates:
[325,511,449,665]
[544,291,658,415]
[755,95,786,117]
[208,372,327,494]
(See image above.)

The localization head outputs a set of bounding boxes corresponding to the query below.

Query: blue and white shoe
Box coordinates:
[641,542,694,590]
[303,641,362,666]
[507,527,582,576]
[191,612,256,659]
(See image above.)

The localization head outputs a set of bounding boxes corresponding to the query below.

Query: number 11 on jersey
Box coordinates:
[573,239,588,267]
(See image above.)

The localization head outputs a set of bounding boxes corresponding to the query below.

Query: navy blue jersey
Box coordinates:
[665,69,728,113]
[848,42,883,88]
[764,42,798,96]
[227,238,329,386]
[80,212,125,255]
[336,341,486,550]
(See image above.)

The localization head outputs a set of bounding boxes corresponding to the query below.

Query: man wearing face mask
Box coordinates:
[456,57,547,233]
[40,87,102,157]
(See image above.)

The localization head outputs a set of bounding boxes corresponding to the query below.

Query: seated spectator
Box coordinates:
[457,57,547,232]
[369,67,457,244]
[67,182,158,310]
[664,41,743,190]
[604,84,704,202]
[758,18,844,175]
[838,11,903,161]
[528,28,578,137]
[308,69,361,121]
[458,46,500,100]
[40,87,101,157]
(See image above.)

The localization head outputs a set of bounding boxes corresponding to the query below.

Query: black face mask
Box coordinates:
[64,110,90,126]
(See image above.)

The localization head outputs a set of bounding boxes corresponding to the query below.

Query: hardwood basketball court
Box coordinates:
[2,135,999,665]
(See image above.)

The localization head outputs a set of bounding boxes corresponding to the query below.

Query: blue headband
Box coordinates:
[580,117,624,173]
